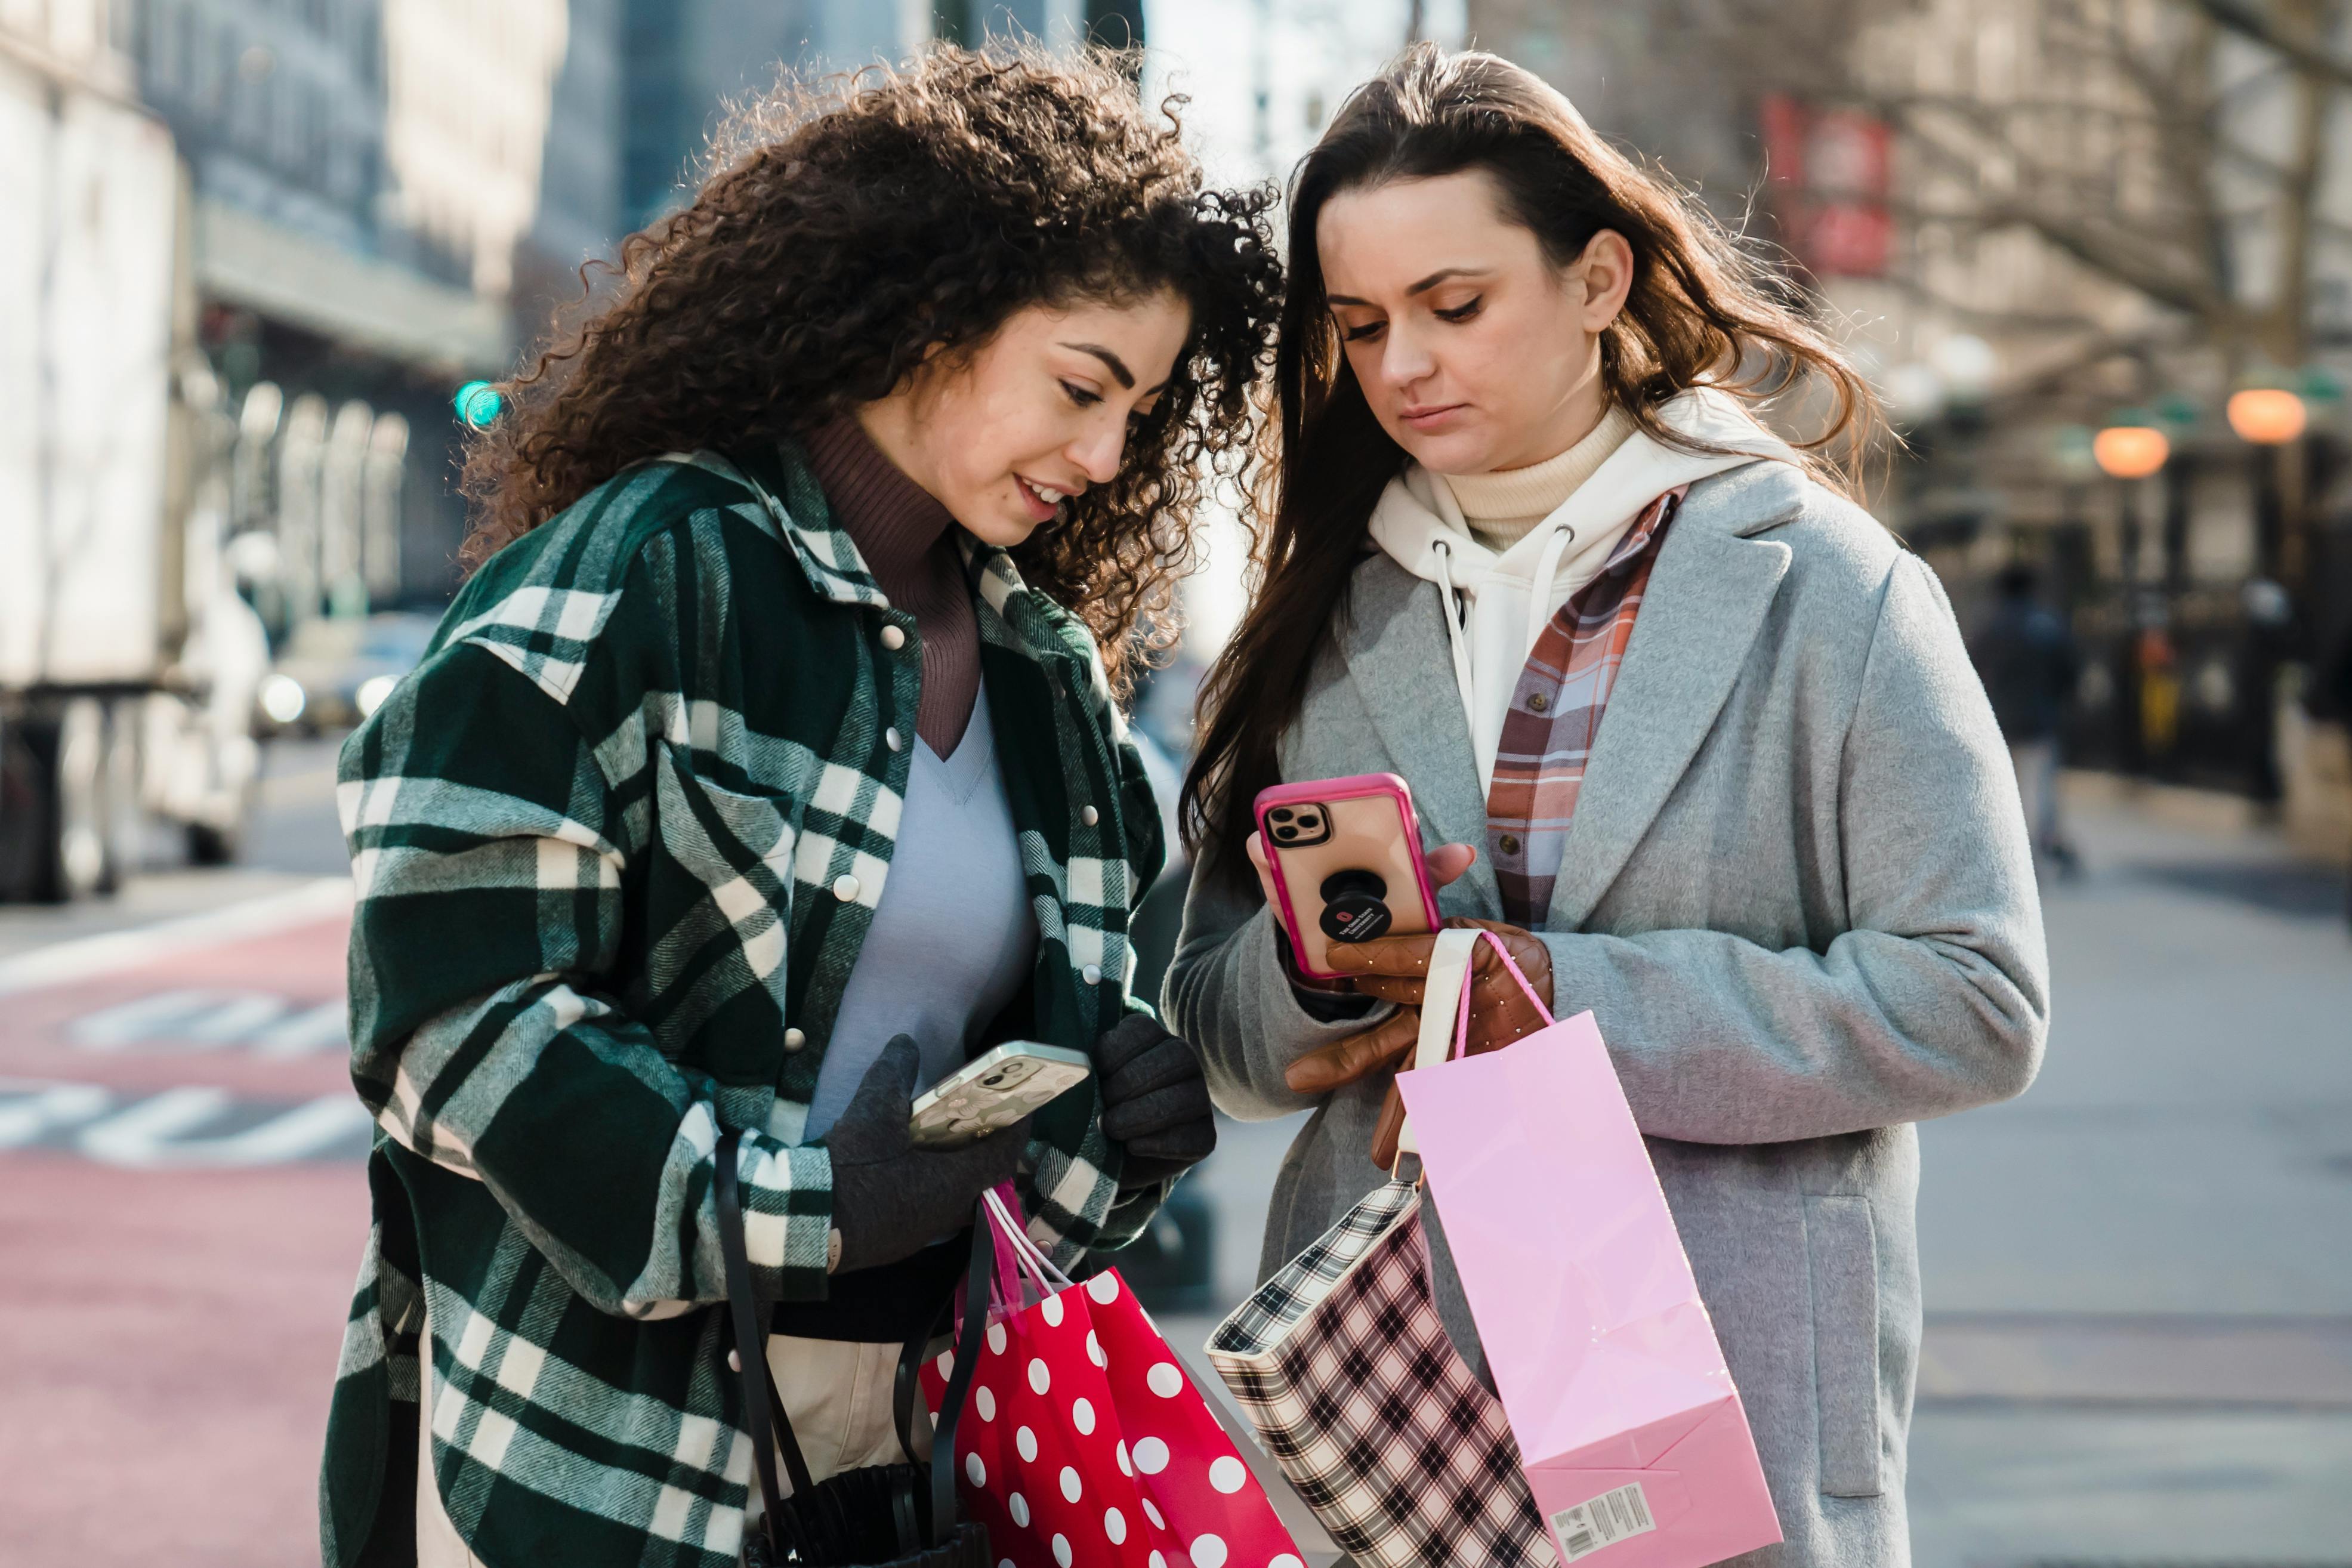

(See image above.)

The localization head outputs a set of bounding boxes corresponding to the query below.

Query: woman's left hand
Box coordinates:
[1283,919,1555,1094]
[1096,1013,1217,1187]
[1282,918,1553,1166]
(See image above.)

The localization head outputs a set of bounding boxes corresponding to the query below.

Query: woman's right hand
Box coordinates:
[825,1037,1028,1274]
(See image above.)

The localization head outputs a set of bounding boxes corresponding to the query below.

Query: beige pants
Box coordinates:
[417,1324,923,1567]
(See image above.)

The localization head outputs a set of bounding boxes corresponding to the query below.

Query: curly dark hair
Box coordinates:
[461,45,1280,689]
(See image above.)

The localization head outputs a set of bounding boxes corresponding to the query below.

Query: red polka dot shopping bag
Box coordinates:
[922,1190,1303,1568]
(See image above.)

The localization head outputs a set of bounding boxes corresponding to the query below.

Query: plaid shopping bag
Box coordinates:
[1205,1181,1558,1568]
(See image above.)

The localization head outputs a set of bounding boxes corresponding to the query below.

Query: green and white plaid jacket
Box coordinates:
[319,442,1167,1568]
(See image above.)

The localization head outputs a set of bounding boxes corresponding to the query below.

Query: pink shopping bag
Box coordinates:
[922,1191,1303,1568]
[1393,930,1782,1566]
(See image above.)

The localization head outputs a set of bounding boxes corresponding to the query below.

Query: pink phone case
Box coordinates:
[1255,773,1442,982]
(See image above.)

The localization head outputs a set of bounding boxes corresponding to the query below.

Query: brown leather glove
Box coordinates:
[1281,919,1555,1167]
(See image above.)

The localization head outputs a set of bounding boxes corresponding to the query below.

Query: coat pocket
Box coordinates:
[648,743,799,1025]
[1804,1194,1884,1498]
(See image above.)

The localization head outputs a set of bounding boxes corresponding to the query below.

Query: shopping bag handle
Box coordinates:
[952,1183,1065,1331]
[983,1186,1075,1293]
[1393,928,1556,1161]
[1458,927,1556,1035]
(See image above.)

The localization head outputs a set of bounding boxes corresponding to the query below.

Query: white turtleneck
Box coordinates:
[1437,405,1640,551]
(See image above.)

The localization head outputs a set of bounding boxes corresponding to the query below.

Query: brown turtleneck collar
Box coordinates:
[802,416,981,756]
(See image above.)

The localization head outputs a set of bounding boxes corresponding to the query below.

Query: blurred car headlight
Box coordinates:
[260,674,308,726]
[356,674,398,718]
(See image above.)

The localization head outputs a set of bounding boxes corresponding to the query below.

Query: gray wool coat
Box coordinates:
[1164,459,2049,1568]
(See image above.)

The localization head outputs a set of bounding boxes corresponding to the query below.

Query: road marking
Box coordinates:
[67,989,347,1055]
[0,1077,371,1166]
[0,878,353,998]
[0,1081,112,1147]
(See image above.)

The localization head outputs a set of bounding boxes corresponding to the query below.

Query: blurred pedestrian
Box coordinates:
[319,47,1271,1568]
[1170,46,2047,1568]
[1969,561,2082,876]
[2326,625,2352,929]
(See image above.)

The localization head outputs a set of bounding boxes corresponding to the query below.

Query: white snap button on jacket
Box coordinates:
[1079,805,1098,826]
[783,1028,807,1051]
[885,727,903,752]
[832,874,861,903]
[1081,964,1103,985]
[879,625,906,651]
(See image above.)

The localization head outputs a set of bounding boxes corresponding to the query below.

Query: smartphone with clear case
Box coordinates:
[907,1041,1092,1149]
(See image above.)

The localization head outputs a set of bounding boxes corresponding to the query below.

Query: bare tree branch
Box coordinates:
[2189,0,2352,88]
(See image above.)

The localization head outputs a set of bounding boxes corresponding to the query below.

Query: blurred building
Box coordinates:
[105,0,591,606]
[620,1,1150,228]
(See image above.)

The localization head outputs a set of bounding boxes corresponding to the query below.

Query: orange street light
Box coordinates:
[2092,420,2170,480]
[2226,387,2307,445]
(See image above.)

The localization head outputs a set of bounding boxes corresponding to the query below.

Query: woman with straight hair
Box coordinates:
[320,48,1273,1568]
[1168,45,2047,1566]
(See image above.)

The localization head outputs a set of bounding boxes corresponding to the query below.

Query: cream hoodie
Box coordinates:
[1366,387,1798,791]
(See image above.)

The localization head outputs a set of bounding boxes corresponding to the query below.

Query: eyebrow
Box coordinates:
[1058,341,1166,394]
[1325,267,1490,307]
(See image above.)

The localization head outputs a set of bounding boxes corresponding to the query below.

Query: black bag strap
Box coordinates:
[716,1128,997,1557]
[931,1218,996,1549]
[892,1325,931,1479]
[716,1129,795,1557]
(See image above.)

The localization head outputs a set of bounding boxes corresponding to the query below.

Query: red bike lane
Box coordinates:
[1,885,372,1566]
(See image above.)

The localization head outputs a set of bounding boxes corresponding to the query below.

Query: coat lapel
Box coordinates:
[1542,464,1803,933]
[1336,560,1502,916]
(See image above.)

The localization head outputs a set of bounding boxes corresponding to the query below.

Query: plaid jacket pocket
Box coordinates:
[1207,1183,1558,1568]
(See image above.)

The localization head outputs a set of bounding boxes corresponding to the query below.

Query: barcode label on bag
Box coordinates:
[1550,1482,1656,1560]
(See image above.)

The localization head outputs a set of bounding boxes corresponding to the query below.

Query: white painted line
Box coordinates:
[0,877,355,998]
[0,1080,113,1149]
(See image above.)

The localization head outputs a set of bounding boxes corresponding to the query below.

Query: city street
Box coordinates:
[2,740,2348,1564]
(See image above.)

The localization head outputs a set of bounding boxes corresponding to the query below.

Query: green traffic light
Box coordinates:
[454,380,504,428]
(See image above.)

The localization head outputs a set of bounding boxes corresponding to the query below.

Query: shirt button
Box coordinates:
[832,874,861,902]
[728,1348,742,1372]
[1079,805,1099,827]
[1529,692,1551,712]
[783,1027,807,1052]
[885,727,903,752]
[879,625,906,652]
[1499,833,1522,855]
[1081,964,1103,986]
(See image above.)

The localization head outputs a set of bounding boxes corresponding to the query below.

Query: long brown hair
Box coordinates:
[1181,45,1880,882]
[460,46,1280,690]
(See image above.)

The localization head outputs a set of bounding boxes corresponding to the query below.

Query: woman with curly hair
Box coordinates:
[319,47,1277,1568]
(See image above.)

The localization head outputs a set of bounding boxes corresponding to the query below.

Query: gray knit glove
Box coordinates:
[826,1036,1029,1274]
[1097,1013,1217,1189]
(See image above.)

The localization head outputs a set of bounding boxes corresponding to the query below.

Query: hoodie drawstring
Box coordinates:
[1524,519,1578,661]
[1430,539,1477,724]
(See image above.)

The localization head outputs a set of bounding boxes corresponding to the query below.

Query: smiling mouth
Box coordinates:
[1016,476,1072,516]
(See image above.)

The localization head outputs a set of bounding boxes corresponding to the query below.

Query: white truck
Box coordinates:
[0,33,268,900]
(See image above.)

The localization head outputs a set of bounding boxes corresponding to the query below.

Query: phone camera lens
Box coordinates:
[1297,814,1320,831]
[1318,869,1392,943]
[1271,825,1298,842]
[1268,807,1294,822]
[981,1072,1007,1088]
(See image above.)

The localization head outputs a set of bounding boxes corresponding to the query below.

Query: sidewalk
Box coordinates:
[1907,782,2352,1565]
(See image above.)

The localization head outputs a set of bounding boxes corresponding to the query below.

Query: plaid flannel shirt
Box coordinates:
[319,442,1166,1568]
[1484,489,1681,926]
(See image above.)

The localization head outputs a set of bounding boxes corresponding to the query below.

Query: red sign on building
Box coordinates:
[1760,94,1893,278]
